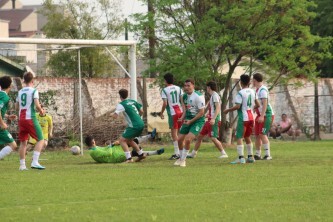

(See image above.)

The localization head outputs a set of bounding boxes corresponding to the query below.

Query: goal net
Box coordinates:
[0,37,141,154]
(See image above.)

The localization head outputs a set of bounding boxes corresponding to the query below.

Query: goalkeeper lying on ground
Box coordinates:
[84,129,164,163]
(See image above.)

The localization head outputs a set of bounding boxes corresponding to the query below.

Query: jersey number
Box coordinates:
[21,93,27,106]
[131,104,139,115]
[247,95,252,107]
[170,90,178,103]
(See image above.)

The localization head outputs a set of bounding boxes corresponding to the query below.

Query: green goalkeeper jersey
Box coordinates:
[115,99,144,128]
[89,145,126,163]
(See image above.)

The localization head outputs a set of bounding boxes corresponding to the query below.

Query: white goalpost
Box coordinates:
[0,37,137,155]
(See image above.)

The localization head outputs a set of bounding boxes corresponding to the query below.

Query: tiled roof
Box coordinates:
[0,8,34,30]
[0,0,10,9]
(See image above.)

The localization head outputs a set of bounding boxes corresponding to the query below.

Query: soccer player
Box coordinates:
[187,81,228,159]
[174,79,205,167]
[16,72,45,170]
[85,131,164,163]
[160,73,183,160]
[112,89,146,163]
[27,104,53,151]
[224,74,255,164]
[252,73,274,160]
[0,76,18,160]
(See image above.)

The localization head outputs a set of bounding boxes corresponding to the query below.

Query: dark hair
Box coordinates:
[84,135,94,147]
[282,113,287,117]
[206,81,217,91]
[185,79,195,85]
[0,76,12,89]
[163,73,174,84]
[253,73,263,82]
[240,74,250,86]
[119,89,128,99]
[23,72,34,83]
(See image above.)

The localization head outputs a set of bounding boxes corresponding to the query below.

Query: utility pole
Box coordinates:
[314,81,320,140]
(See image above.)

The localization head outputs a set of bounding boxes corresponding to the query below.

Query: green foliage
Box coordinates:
[0,141,332,221]
[39,0,124,77]
[311,0,333,77]
[132,0,329,88]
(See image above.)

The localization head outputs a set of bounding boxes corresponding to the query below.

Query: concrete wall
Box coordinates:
[8,77,333,137]
[0,20,9,37]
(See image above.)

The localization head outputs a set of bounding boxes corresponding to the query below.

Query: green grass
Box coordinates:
[0,140,332,222]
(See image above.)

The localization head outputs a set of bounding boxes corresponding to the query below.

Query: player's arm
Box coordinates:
[112,104,125,119]
[48,116,53,138]
[179,95,186,122]
[139,107,144,116]
[223,104,241,114]
[258,98,267,123]
[160,99,167,119]
[185,107,204,125]
[0,111,7,130]
[34,99,44,115]
[254,99,260,109]
[210,101,220,125]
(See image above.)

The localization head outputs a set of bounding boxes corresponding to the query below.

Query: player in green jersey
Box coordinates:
[0,76,18,161]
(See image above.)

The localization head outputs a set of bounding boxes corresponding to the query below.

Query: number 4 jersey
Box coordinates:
[16,87,40,120]
[235,88,255,121]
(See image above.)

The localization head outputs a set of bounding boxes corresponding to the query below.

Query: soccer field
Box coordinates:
[0,140,332,222]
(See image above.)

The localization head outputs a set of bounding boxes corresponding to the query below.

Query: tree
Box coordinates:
[40,0,124,77]
[311,0,333,77]
[132,0,330,141]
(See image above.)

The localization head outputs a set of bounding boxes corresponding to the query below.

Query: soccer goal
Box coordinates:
[0,37,138,155]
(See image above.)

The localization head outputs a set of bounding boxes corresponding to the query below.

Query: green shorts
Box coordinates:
[0,129,15,145]
[122,126,144,139]
[179,118,205,136]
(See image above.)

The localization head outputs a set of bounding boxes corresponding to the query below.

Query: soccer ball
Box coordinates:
[70,145,81,155]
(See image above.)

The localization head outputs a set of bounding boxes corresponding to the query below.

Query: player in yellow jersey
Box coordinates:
[27,104,53,150]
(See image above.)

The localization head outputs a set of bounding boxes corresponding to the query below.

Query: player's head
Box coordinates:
[240,74,250,88]
[23,72,34,84]
[206,81,217,93]
[163,73,174,85]
[84,135,95,147]
[0,76,12,90]
[184,79,195,94]
[119,89,128,100]
[252,73,263,87]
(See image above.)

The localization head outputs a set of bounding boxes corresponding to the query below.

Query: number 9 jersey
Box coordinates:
[16,87,39,120]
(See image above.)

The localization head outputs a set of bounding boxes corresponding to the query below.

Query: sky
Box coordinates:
[20,0,147,17]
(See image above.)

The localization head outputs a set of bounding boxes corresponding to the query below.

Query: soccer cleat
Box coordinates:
[151,128,157,139]
[179,160,186,167]
[174,159,182,166]
[157,148,165,155]
[247,156,255,163]
[169,154,180,160]
[124,158,134,163]
[254,155,262,160]
[135,153,147,162]
[31,163,45,170]
[263,155,272,160]
[218,153,228,159]
[19,166,28,171]
[230,158,246,164]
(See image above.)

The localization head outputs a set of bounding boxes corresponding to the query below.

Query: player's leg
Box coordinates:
[244,121,255,163]
[29,119,45,169]
[174,133,186,165]
[19,140,28,170]
[211,120,228,158]
[231,120,246,164]
[168,113,181,159]
[119,136,133,162]
[254,116,262,159]
[0,130,17,160]
[261,115,273,160]
[135,128,156,144]
[188,133,204,158]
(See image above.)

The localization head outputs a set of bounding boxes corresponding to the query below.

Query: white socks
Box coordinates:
[237,145,244,157]
[181,149,189,160]
[255,149,261,156]
[179,149,183,159]
[125,151,131,159]
[246,143,253,156]
[136,135,150,143]
[0,146,12,160]
[144,150,157,156]
[191,149,197,156]
[20,159,26,167]
[173,141,180,155]
[263,143,271,157]
[32,151,41,165]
